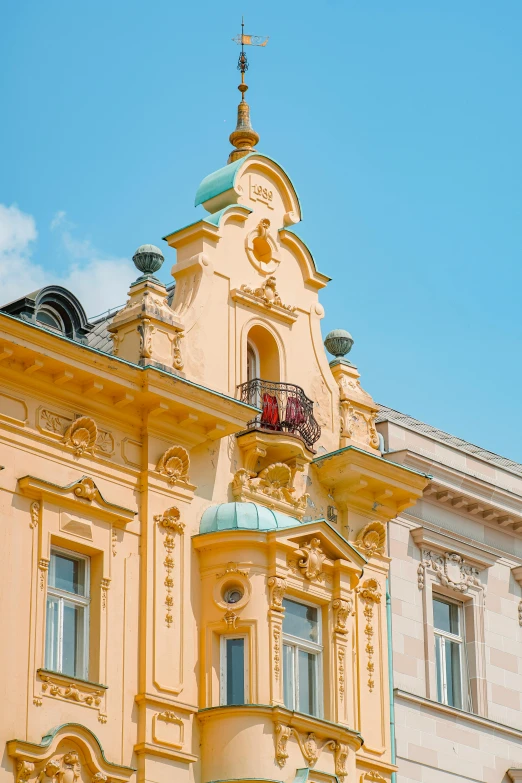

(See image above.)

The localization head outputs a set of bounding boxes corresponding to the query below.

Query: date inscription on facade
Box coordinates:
[249,177,274,209]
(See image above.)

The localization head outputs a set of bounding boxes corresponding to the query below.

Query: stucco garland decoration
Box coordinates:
[39,672,103,706]
[30,501,40,529]
[63,416,98,457]
[338,647,346,702]
[240,276,296,313]
[39,558,50,591]
[418,549,480,593]
[273,627,281,679]
[267,576,287,611]
[295,538,326,582]
[101,578,110,610]
[355,521,386,557]
[155,507,184,628]
[356,579,381,693]
[518,600,522,627]
[156,445,191,486]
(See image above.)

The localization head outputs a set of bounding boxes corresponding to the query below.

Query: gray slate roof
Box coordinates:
[377,404,522,477]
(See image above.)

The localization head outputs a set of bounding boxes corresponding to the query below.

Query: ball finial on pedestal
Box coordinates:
[324,329,354,358]
[132,244,164,278]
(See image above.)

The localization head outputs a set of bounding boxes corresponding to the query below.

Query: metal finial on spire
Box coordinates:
[227,18,268,165]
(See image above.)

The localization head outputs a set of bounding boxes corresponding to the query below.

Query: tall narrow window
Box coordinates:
[220,636,247,705]
[247,342,258,382]
[434,597,463,709]
[45,548,90,679]
[282,598,322,717]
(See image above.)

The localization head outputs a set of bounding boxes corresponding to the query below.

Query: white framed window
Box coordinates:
[433,596,464,709]
[282,598,322,717]
[220,635,247,705]
[45,547,90,679]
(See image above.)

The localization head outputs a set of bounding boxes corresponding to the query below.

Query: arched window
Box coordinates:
[246,325,280,383]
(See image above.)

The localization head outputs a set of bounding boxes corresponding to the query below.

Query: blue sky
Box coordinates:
[1,1,521,462]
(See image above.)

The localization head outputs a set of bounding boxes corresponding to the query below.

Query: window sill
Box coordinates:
[395,689,522,740]
[38,668,108,690]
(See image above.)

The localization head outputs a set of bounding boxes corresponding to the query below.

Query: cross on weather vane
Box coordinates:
[232,17,268,78]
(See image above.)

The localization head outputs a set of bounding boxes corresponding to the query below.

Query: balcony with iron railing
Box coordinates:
[237,379,321,451]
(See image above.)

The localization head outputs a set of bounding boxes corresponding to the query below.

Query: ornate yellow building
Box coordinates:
[0,68,429,783]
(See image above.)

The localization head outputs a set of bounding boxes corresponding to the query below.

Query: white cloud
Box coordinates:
[0,204,136,318]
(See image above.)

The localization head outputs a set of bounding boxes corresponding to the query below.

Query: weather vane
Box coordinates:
[232,17,268,79]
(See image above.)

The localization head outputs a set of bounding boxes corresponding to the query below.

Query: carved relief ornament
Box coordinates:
[332,596,353,634]
[232,462,309,519]
[63,417,98,457]
[267,576,287,611]
[418,549,480,593]
[274,725,347,780]
[7,726,133,783]
[156,445,191,486]
[39,410,114,456]
[355,520,386,557]
[294,538,326,582]
[240,276,296,314]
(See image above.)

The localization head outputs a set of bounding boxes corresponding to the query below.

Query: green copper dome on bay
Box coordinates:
[199,502,301,534]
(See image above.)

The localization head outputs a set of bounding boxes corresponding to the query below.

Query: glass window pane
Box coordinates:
[51,553,85,596]
[283,644,294,710]
[283,599,319,642]
[433,598,459,635]
[62,602,84,677]
[434,635,443,702]
[298,649,318,716]
[45,596,60,672]
[445,639,462,709]
[225,638,245,705]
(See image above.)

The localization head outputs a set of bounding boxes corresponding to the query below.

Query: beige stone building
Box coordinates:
[377,407,522,783]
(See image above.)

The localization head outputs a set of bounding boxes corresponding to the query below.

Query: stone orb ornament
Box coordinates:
[324,329,354,358]
[132,244,164,277]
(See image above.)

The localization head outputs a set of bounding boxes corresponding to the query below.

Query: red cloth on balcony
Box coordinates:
[285,396,306,427]
[261,393,280,430]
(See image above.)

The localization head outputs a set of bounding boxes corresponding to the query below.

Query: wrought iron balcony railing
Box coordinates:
[237,379,321,450]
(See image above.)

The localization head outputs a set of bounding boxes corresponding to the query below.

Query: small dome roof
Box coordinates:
[200,502,301,534]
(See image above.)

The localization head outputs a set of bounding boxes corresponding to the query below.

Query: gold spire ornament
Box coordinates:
[228,19,268,164]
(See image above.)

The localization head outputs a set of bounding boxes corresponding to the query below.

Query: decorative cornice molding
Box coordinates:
[410,526,498,570]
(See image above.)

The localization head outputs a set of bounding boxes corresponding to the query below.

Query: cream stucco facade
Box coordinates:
[0,89,430,783]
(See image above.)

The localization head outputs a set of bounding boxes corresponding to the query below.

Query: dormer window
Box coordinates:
[36,306,65,334]
[1,285,93,344]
